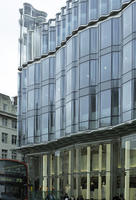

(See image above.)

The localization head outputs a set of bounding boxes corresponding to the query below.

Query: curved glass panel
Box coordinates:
[41,27,48,54]
[101,20,111,49]
[101,54,111,82]
[80,95,89,122]
[123,5,132,38]
[28,64,34,86]
[80,61,89,88]
[100,0,109,16]
[42,113,48,135]
[66,101,72,127]
[72,4,78,30]
[42,59,49,81]
[112,17,121,45]
[49,30,56,52]
[90,27,98,53]
[80,29,89,57]
[79,1,88,26]
[123,81,132,112]
[101,90,111,118]
[110,0,121,11]
[89,0,98,21]
[28,90,34,110]
[28,117,34,143]
[42,85,48,107]
[123,41,132,74]
[67,39,72,65]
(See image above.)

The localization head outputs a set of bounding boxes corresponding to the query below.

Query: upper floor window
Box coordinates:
[2,149,8,159]
[2,117,7,126]
[101,20,111,49]
[3,104,8,112]
[12,120,17,129]
[12,150,17,160]
[80,29,89,57]
[12,135,17,145]
[2,132,8,143]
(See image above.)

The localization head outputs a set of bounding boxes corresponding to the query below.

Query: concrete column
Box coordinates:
[76,148,80,198]
[68,150,72,196]
[98,145,102,200]
[50,154,53,191]
[124,141,130,200]
[87,146,91,200]
[57,154,60,198]
[106,144,111,200]
[43,155,48,192]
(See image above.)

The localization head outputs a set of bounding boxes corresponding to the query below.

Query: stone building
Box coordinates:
[0,93,21,160]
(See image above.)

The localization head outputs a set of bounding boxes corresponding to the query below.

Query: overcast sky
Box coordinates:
[0,0,66,97]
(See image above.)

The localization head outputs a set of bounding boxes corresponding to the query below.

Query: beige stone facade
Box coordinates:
[0,93,21,160]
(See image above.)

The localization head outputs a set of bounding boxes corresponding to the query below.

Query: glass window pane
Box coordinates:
[28,64,34,86]
[90,60,98,85]
[110,0,121,10]
[49,31,56,51]
[50,84,55,104]
[56,109,60,131]
[66,70,71,94]
[72,36,78,61]
[89,0,98,20]
[123,81,132,112]
[80,96,89,122]
[101,54,111,82]
[28,90,34,110]
[80,29,89,57]
[67,39,72,65]
[100,0,108,15]
[80,61,89,88]
[28,117,34,138]
[35,89,40,109]
[79,1,87,25]
[56,79,60,101]
[111,88,119,116]
[35,63,41,84]
[90,95,97,120]
[101,20,111,49]
[90,27,98,53]
[123,42,132,74]
[112,52,119,79]
[112,18,121,45]
[42,59,49,81]
[123,6,132,38]
[42,113,48,134]
[50,57,55,78]
[42,85,48,106]
[66,102,71,126]
[101,90,111,117]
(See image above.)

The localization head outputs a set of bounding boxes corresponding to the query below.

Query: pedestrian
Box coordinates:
[64,193,69,200]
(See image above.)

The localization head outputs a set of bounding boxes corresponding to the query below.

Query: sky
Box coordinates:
[0,0,66,97]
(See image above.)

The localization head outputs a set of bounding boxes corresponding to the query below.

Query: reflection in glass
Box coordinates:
[80,29,89,57]
[80,96,89,122]
[101,20,111,49]
[89,0,98,20]
[101,90,111,117]
[123,6,132,38]
[80,61,89,88]
[123,81,132,112]
[42,85,48,107]
[101,54,111,82]
[28,90,34,110]
[123,42,132,74]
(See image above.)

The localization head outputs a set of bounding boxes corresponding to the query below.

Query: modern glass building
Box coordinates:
[18,1,136,199]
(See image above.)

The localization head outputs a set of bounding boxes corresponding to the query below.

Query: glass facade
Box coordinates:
[18,1,136,199]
